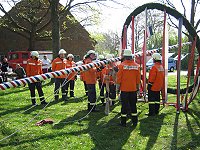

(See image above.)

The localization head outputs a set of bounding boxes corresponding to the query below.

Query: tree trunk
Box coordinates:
[50,0,60,58]
[29,26,36,51]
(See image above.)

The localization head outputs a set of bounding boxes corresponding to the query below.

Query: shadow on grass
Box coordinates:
[176,111,200,149]
[0,103,134,149]
[170,113,179,150]
[139,114,165,150]
[53,102,135,149]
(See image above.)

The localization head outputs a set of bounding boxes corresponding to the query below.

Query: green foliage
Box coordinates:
[91,31,120,56]
[0,77,199,149]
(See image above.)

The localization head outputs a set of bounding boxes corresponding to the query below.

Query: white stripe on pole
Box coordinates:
[176,17,183,113]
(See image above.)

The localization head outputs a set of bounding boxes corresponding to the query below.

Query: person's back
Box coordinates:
[14,64,26,79]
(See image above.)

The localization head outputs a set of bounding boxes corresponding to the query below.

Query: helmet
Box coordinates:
[31,51,39,58]
[123,49,132,57]
[152,53,162,61]
[106,54,113,59]
[58,49,66,55]
[67,54,74,59]
[98,55,104,60]
[87,50,95,55]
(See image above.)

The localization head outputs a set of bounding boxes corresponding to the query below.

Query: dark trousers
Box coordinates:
[98,81,105,103]
[121,91,138,125]
[83,81,88,96]
[148,89,160,115]
[105,84,116,105]
[87,84,96,110]
[66,80,75,97]
[28,82,45,105]
[1,73,7,82]
[54,78,67,100]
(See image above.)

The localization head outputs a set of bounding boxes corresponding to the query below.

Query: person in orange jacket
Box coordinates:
[96,55,105,105]
[26,51,47,106]
[102,54,117,106]
[80,55,88,96]
[52,49,67,101]
[147,53,164,116]
[66,54,77,97]
[84,50,98,112]
[116,49,140,127]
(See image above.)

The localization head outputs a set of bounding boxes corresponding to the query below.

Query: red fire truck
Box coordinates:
[8,51,53,69]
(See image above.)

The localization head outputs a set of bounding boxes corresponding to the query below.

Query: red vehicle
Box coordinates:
[8,51,53,69]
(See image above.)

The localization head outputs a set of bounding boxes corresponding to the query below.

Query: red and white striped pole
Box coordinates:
[161,10,169,103]
[176,17,183,113]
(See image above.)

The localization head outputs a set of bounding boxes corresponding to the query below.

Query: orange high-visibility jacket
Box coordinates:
[102,64,116,85]
[148,62,164,91]
[26,58,43,77]
[84,58,97,84]
[116,60,140,92]
[52,57,67,78]
[66,60,76,80]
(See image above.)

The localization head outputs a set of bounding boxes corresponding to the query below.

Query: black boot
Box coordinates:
[147,104,155,116]
[31,99,36,106]
[55,95,59,101]
[70,91,74,97]
[131,116,138,126]
[120,117,126,127]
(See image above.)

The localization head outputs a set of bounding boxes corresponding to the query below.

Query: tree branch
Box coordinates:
[2,26,29,39]
[180,0,186,17]
[0,3,30,33]
[195,19,200,29]
[35,5,51,25]
[36,19,51,33]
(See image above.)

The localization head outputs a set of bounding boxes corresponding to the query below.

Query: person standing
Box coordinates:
[84,50,98,112]
[1,57,9,82]
[66,54,76,98]
[26,51,47,105]
[116,49,140,127]
[102,54,117,106]
[52,49,67,101]
[147,53,164,116]
[96,55,105,105]
[42,55,51,73]
[80,55,88,96]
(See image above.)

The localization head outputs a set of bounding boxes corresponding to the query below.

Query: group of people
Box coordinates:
[80,49,164,127]
[25,49,77,105]
[2,48,164,127]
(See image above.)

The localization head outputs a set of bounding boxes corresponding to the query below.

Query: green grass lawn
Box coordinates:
[0,76,199,150]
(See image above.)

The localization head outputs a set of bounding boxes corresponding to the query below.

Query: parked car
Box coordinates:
[146,57,176,72]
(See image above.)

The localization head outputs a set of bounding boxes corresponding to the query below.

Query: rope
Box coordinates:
[0,73,78,141]
[56,75,106,124]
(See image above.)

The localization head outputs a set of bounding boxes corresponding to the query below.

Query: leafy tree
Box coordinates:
[91,31,120,56]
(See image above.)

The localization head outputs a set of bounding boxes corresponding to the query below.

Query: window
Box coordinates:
[168,58,174,63]
[9,53,19,60]
[22,53,29,59]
